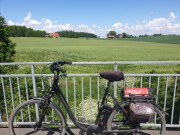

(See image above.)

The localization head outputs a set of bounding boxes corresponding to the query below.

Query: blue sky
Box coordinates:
[1,0,180,37]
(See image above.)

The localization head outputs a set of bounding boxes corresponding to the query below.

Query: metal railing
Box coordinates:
[0,61,180,128]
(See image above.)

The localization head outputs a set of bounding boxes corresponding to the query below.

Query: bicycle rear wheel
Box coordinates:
[9,99,66,135]
[106,103,166,135]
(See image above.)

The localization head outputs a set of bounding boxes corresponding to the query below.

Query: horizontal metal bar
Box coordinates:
[125,74,180,77]
[166,124,180,128]
[1,74,180,78]
[0,62,51,65]
[0,122,178,128]
[0,74,33,77]
[0,61,180,66]
[73,61,180,65]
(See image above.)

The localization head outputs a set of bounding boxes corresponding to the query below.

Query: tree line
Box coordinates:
[107,31,180,39]
[6,25,98,38]
[7,25,47,37]
[107,31,135,38]
[57,30,97,38]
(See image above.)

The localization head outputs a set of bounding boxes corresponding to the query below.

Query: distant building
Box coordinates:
[50,33,60,38]
[107,35,115,38]
[117,34,123,38]
[107,34,115,39]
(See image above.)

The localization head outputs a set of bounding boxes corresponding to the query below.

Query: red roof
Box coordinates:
[50,33,59,37]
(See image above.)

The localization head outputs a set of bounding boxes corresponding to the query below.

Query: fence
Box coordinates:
[0,61,180,128]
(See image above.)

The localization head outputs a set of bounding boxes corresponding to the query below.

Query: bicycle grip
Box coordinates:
[58,67,66,73]
[56,61,72,65]
[54,66,66,73]
[65,61,72,65]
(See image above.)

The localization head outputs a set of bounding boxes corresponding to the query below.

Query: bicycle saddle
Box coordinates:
[100,71,124,82]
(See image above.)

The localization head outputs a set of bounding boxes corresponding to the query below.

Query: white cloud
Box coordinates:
[24,12,32,21]
[145,18,168,27]
[7,20,15,25]
[92,24,96,28]
[7,12,180,37]
[57,24,73,30]
[170,12,176,19]
[112,22,123,29]
[23,12,41,27]
[77,24,88,28]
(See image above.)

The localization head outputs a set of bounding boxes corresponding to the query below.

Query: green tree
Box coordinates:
[122,32,126,38]
[0,15,16,121]
[0,15,16,71]
[109,31,116,36]
[0,15,16,62]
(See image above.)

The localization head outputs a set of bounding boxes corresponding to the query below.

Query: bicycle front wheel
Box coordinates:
[9,99,66,135]
[106,104,166,135]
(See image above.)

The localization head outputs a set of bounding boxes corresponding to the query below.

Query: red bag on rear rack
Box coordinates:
[123,88,155,123]
[124,88,152,97]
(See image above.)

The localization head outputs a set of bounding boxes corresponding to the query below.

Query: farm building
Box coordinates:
[107,34,115,39]
[50,33,60,38]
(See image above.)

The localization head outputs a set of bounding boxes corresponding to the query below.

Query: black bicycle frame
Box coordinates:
[51,73,113,132]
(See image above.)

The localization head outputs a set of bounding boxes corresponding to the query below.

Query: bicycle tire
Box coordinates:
[9,99,66,135]
[106,103,166,135]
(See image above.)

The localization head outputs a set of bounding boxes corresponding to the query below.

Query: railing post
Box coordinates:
[114,62,118,98]
[30,64,39,121]
[171,76,177,125]
[1,78,9,121]
[31,64,37,97]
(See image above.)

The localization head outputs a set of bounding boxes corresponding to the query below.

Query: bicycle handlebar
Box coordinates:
[50,61,72,73]
[52,61,72,66]
[56,61,72,65]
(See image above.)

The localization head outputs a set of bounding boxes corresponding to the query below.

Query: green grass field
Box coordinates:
[11,37,180,61]
[10,37,180,73]
[125,35,180,44]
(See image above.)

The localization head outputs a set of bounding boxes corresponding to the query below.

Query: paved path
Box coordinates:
[1,128,180,135]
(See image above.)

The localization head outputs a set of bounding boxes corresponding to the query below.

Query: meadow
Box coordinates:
[12,37,180,61]
[10,37,180,73]
[4,37,180,122]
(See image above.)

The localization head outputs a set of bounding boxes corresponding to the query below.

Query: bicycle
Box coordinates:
[9,61,166,135]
